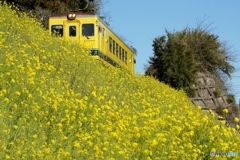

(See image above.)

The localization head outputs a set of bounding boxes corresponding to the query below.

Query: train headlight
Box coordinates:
[67,12,76,20]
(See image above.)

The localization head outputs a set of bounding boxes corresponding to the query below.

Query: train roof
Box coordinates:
[49,12,97,19]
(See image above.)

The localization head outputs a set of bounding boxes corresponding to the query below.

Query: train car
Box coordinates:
[48,12,135,73]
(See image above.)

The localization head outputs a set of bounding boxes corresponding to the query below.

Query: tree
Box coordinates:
[146,27,234,96]
[5,0,108,28]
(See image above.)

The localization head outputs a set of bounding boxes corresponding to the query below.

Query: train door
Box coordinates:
[97,25,106,56]
[64,20,80,43]
[101,28,106,55]
[81,23,96,52]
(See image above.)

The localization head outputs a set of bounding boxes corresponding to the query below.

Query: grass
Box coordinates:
[1,2,240,159]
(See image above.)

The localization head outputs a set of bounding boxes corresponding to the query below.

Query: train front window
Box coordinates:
[69,26,76,37]
[51,25,63,37]
[82,24,94,36]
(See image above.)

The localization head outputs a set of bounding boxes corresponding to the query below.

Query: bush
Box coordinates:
[227,94,236,104]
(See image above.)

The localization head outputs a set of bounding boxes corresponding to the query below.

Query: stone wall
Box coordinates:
[191,72,230,111]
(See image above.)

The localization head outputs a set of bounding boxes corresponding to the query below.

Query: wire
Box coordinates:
[78,0,94,11]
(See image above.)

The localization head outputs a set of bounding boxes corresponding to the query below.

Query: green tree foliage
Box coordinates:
[4,0,107,27]
[6,0,91,12]
[146,27,234,96]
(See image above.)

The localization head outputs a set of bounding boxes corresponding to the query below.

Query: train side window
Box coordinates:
[122,48,125,62]
[113,40,115,55]
[119,47,122,61]
[82,24,94,36]
[69,26,76,37]
[119,47,122,60]
[51,25,63,37]
[116,44,119,57]
[102,28,105,36]
[125,52,128,64]
[109,37,112,52]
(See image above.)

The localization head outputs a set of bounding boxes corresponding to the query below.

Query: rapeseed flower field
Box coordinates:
[1,2,240,159]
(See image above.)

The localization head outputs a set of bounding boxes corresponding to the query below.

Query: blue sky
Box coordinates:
[103,0,240,102]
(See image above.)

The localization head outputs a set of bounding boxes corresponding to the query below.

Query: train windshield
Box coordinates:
[51,25,63,37]
[69,26,76,37]
[82,24,94,36]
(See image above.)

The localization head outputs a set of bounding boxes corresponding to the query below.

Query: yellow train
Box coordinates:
[49,11,135,73]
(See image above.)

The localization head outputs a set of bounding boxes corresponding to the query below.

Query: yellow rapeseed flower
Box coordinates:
[223,108,228,114]
[91,91,97,97]
[150,139,158,147]
[44,148,51,154]
[73,141,80,148]
[5,155,10,159]
[234,117,239,123]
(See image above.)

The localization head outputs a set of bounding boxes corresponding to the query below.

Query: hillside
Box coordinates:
[1,3,240,159]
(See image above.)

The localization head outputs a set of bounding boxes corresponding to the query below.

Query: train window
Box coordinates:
[122,49,125,62]
[69,26,76,37]
[102,28,105,36]
[82,24,94,36]
[109,37,112,52]
[119,48,122,60]
[116,44,119,57]
[122,51,124,62]
[119,47,122,60]
[113,40,115,55]
[51,25,63,37]
[125,52,128,64]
